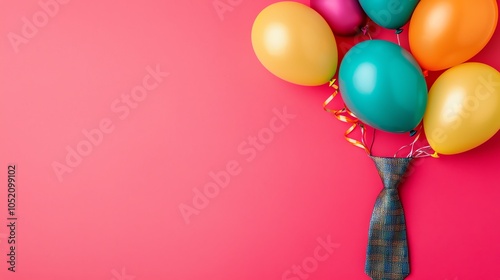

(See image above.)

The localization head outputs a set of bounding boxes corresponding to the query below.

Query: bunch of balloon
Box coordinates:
[251,1,499,279]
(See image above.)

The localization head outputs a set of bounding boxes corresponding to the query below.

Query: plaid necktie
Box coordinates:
[365,156,412,280]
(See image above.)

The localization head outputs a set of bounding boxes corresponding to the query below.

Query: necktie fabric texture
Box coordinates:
[365,156,413,280]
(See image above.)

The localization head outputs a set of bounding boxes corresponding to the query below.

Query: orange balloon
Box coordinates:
[409,0,498,71]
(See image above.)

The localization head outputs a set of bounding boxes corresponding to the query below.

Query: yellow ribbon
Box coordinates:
[323,79,371,155]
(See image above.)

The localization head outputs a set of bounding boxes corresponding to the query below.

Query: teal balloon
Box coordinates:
[359,0,419,29]
[339,40,427,133]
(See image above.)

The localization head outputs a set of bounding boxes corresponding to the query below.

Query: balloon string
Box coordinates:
[395,28,403,46]
[361,24,372,40]
[393,124,438,158]
[361,122,376,153]
[413,146,439,158]
[323,79,372,155]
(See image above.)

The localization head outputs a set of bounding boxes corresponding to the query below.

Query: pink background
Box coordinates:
[1,0,499,279]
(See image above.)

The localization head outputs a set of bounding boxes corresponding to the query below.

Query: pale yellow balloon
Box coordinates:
[251,1,338,86]
[424,63,500,155]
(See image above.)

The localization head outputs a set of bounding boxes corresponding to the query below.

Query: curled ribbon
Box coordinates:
[323,79,371,155]
[324,79,438,158]
[394,124,439,158]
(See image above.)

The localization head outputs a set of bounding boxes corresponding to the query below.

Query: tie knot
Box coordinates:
[371,156,413,189]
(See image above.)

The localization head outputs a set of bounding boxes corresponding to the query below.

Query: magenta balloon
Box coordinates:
[311,0,367,36]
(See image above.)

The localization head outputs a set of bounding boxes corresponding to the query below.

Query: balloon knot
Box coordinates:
[396,28,403,34]
[410,130,417,137]
[361,25,369,35]
[423,70,429,77]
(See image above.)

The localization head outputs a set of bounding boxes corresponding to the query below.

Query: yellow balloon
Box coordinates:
[424,63,500,155]
[251,1,338,86]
